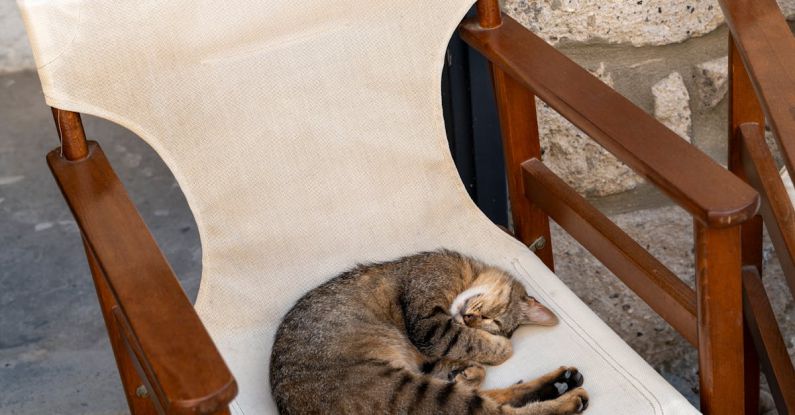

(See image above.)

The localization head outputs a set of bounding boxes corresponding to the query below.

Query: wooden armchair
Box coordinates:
[720,0,795,412]
[19,0,767,414]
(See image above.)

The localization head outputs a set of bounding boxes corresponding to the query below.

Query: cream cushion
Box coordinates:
[18,0,699,413]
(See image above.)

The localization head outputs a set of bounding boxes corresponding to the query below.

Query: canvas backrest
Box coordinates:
[18,0,487,325]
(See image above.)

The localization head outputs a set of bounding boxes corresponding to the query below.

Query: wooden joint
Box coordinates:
[739,123,795,297]
[51,107,89,161]
[459,17,760,229]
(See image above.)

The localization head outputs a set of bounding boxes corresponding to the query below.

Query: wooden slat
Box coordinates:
[727,34,765,413]
[728,33,766,272]
[740,123,795,297]
[694,221,745,414]
[491,66,554,269]
[48,142,237,415]
[521,159,698,345]
[742,266,795,414]
[718,0,795,184]
[459,16,759,228]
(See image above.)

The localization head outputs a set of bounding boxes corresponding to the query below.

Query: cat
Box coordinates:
[270,250,589,414]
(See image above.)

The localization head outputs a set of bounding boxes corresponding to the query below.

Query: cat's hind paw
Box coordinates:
[554,387,589,414]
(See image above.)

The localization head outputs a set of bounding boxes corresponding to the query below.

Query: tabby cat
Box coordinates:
[270,250,588,414]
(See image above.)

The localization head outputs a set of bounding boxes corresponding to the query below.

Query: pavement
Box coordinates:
[1,70,202,414]
[1,68,792,414]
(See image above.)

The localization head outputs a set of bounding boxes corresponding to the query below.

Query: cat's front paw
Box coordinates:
[448,362,486,388]
[479,335,513,365]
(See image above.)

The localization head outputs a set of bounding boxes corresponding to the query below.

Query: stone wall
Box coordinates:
[505,0,795,195]
[506,0,795,46]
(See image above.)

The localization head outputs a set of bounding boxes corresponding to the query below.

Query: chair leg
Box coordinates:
[83,239,160,415]
[694,223,745,414]
[728,31,765,413]
[490,66,554,270]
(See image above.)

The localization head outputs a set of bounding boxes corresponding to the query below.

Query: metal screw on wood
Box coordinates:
[528,236,546,252]
[136,385,149,398]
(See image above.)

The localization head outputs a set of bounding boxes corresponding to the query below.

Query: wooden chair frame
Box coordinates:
[44,2,771,414]
[721,0,795,412]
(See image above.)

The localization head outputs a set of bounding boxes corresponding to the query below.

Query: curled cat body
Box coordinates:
[270,250,589,414]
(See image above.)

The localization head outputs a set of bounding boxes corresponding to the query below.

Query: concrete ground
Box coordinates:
[2,67,793,415]
[1,71,202,414]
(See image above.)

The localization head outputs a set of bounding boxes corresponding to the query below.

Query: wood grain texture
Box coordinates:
[476,0,502,29]
[491,67,554,269]
[728,34,765,272]
[727,35,765,413]
[743,267,795,414]
[51,108,89,161]
[48,142,237,415]
[459,16,759,228]
[719,0,795,184]
[740,123,795,297]
[522,159,698,345]
[84,240,159,415]
[694,222,745,414]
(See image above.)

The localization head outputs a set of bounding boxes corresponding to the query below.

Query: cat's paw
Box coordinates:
[536,367,584,401]
[553,387,589,414]
[448,362,486,388]
[478,335,513,365]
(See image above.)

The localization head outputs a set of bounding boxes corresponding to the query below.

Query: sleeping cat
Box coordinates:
[270,250,589,414]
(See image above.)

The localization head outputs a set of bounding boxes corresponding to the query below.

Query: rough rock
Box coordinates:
[504,0,725,46]
[779,0,795,19]
[694,56,728,109]
[504,0,795,47]
[538,63,644,196]
[653,72,692,142]
[766,126,787,168]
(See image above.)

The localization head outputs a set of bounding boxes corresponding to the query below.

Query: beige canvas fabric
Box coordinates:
[18,1,700,414]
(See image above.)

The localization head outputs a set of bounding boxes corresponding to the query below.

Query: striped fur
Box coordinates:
[270,250,588,414]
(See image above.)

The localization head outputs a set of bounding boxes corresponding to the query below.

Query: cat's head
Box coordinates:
[450,268,558,337]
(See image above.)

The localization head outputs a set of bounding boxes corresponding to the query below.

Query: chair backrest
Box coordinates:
[19,0,484,294]
[20,1,516,410]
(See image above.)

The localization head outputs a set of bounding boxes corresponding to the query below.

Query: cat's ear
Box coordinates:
[519,296,558,326]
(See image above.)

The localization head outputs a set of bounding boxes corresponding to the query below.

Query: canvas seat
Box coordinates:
[207,228,700,414]
[20,0,766,413]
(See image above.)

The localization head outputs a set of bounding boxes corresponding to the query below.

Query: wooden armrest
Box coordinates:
[459,16,759,228]
[47,142,237,414]
[719,0,795,178]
